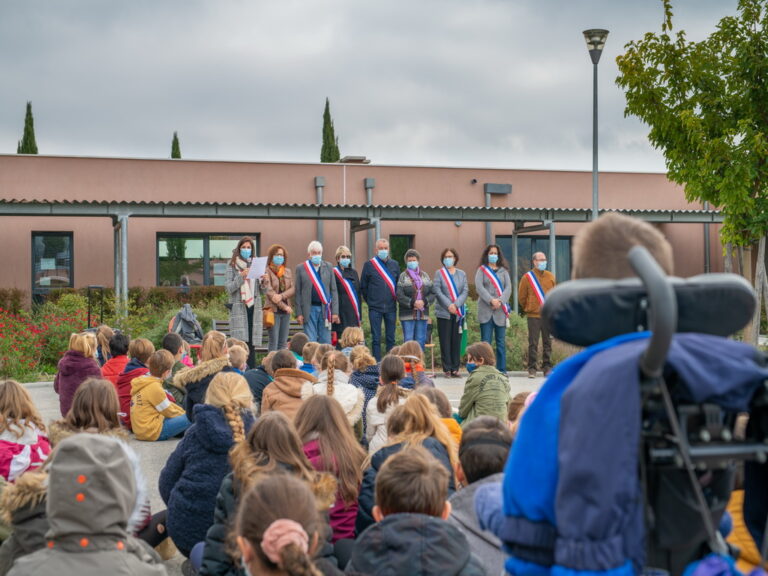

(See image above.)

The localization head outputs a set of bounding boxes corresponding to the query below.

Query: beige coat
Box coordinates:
[262,266,295,314]
[262,369,316,422]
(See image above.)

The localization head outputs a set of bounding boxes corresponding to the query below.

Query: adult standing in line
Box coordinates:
[433,248,469,378]
[360,238,400,360]
[294,240,339,344]
[225,236,263,368]
[518,251,556,378]
[396,249,435,351]
[262,244,295,351]
[475,244,512,374]
[332,245,362,343]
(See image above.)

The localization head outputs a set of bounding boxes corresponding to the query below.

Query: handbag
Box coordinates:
[263,308,275,329]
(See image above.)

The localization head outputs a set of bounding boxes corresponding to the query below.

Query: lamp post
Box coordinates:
[583,28,609,221]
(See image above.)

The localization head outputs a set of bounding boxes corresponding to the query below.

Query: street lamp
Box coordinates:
[583,28,609,221]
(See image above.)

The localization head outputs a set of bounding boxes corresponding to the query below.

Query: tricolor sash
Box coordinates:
[480,265,510,317]
[304,261,332,323]
[525,270,547,307]
[439,267,465,320]
[370,257,397,299]
[334,267,361,325]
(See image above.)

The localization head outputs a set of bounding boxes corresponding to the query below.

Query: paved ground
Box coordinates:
[25,372,542,574]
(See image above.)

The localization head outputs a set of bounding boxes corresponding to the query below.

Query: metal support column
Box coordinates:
[512,223,519,314]
[349,221,356,264]
[113,219,120,302]
[365,178,376,258]
[485,192,492,247]
[315,177,325,244]
[547,220,557,279]
[119,215,129,307]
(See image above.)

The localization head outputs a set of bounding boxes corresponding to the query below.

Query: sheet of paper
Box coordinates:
[246,256,268,279]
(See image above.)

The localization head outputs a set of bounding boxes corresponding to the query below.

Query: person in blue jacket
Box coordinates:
[360,238,400,360]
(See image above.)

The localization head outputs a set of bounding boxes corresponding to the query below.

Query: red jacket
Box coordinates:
[115,358,150,430]
[101,355,129,387]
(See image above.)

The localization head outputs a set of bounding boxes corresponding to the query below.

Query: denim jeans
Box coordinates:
[480,321,507,373]
[401,319,428,350]
[157,414,191,441]
[369,308,397,361]
[305,305,331,344]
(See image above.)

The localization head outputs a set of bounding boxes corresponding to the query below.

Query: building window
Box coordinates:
[496,235,573,283]
[157,234,259,287]
[389,234,414,266]
[32,232,73,298]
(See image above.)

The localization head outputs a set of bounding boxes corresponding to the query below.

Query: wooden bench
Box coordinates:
[212,318,303,353]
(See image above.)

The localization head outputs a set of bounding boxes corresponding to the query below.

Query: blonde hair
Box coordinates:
[319,351,349,397]
[334,245,352,260]
[302,342,319,365]
[204,372,253,444]
[201,331,228,362]
[226,337,249,353]
[350,345,376,372]
[339,327,364,350]
[312,344,334,367]
[96,325,114,358]
[0,380,46,437]
[229,345,248,370]
[69,332,97,358]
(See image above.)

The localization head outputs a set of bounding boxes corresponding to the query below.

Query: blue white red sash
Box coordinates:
[304,261,332,322]
[334,267,361,325]
[439,267,465,321]
[480,265,510,317]
[370,257,396,299]
[525,270,547,307]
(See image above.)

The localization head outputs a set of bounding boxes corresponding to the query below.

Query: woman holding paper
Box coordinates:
[225,236,263,367]
[433,248,468,378]
[263,244,295,351]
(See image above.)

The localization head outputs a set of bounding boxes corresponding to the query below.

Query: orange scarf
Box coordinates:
[270,264,286,292]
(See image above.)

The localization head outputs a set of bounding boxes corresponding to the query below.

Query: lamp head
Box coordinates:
[583,29,609,65]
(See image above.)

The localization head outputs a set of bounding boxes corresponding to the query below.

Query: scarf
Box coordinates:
[235,257,254,308]
[406,268,424,319]
[269,263,286,293]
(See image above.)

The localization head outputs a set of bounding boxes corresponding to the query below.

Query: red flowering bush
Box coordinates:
[35,294,91,369]
[0,309,44,380]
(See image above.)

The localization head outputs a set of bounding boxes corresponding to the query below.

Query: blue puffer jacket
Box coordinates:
[356,437,455,535]
[500,332,768,576]
[350,365,380,432]
[158,404,255,557]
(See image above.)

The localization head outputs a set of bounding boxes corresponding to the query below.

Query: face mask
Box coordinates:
[537,261,547,271]
[340,257,351,268]
[273,255,285,266]
[377,250,389,260]
[240,248,252,259]
[407,261,419,271]
[443,257,454,268]
[310,255,322,266]
[488,254,499,264]
[466,362,477,373]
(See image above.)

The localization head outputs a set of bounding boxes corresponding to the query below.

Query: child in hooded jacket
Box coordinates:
[302,351,364,429]
[53,332,102,417]
[100,332,130,387]
[115,338,155,430]
[0,380,50,483]
[365,355,409,455]
[262,350,316,421]
[349,345,379,434]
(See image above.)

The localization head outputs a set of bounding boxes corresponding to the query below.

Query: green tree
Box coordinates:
[171,131,181,159]
[17,101,38,154]
[320,97,341,162]
[616,0,768,341]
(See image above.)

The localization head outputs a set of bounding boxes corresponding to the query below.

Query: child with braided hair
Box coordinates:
[159,372,255,561]
[301,351,364,430]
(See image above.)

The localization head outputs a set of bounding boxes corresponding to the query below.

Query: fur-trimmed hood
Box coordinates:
[172,356,230,390]
[0,467,47,525]
[301,373,365,426]
[47,421,128,449]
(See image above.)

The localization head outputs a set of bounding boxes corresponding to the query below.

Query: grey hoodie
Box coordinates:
[8,434,167,576]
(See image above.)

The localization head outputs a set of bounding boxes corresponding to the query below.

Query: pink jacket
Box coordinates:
[0,421,51,482]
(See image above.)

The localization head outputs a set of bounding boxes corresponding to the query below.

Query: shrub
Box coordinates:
[0,309,43,380]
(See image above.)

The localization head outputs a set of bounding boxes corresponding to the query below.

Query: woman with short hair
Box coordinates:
[432,248,469,378]
[396,249,435,350]
[262,244,295,352]
[332,245,362,346]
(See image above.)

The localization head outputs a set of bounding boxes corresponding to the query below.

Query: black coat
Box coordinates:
[332,266,362,335]
[355,438,456,535]
[242,366,271,408]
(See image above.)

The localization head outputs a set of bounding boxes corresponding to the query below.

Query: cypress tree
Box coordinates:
[171,132,181,159]
[320,98,341,162]
[18,101,38,154]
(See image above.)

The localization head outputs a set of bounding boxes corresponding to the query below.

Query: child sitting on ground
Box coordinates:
[349,345,380,436]
[229,344,248,374]
[101,332,130,387]
[244,351,276,415]
[302,351,364,430]
[289,331,309,364]
[262,350,317,421]
[347,445,484,575]
[417,387,462,446]
[116,338,155,430]
[448,416,513,576]
[0,380,51,483]
[508,391,532,434]
[339,326,365,357]
[54,331,103,417]
[161,332,187,404]
[365,355,410,455]
[301,342,319,375]
[458,341,510,428]
[131,350,190,442]
[398,340,434,389]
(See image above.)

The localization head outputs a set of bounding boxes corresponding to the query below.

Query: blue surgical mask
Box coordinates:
[340,257,351,268]
[377,250,389,260]
[537,261,547,271]
[310,255,322,266]
[466,362,477,373]
[407,261,419,271]
[488,254,499,264]
[272,255,285,266]
[240,248,252,259]
[443,257,455,268]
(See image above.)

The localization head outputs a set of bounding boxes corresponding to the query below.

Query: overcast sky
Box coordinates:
[0,1,738,173]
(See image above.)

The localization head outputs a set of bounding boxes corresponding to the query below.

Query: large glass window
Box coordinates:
[157,234,259,286]
[389,234,414,267]
[496,235,572,283]
[32,232,73,296]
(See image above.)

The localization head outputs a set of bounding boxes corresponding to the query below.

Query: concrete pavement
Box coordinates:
[24,372,542,574]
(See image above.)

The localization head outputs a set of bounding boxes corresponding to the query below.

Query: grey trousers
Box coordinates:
[268,312,291,351]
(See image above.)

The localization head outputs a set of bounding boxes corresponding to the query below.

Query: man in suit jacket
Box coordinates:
[360,238,401,360]
[294,240,339,344]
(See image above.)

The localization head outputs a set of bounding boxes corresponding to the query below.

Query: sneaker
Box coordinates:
[451,371,463,379]
[528,370,536,379]
[443,371,452,379]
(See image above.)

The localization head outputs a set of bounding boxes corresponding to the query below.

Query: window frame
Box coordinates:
[31,231,74,298]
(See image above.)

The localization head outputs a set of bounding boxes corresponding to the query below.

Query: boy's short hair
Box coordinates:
[226,337,249,352]
[271,349,297,372]
[466,341,495,366]
[459,416,513,484]
[375,445,449,517]
[572,213,674,279]
[302,342,319,365]
[161,332,184,355]
[229,345,247,369]
[289,333,309,356]
[261,351,277,376]
[148,350,175,377]
[109,332,130,357]
[129,338,155,365]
